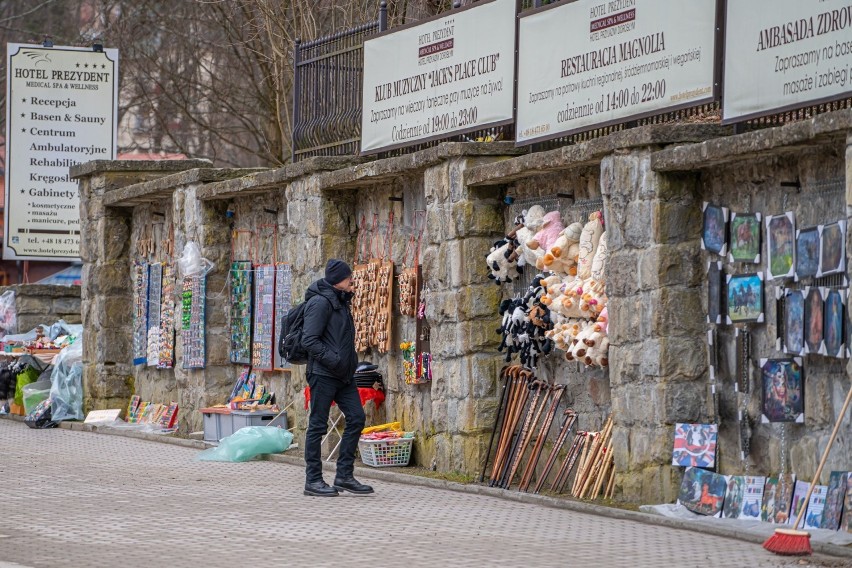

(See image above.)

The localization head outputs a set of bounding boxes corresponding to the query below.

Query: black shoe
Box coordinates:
[333,477,374,495]
[304,480,339,497]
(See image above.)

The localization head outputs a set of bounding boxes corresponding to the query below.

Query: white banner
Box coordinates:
[724,0,852,122]
[516,0,717,144]
[361,0,515,154]
[4,44,118,261]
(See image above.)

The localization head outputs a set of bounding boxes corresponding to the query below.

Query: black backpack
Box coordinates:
[278,296,330,365]
[278,302,309,365]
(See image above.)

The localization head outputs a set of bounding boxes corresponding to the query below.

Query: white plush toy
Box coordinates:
[542,222,583,276]
[514,205,546,268]
[577,211,604,280]
[591,231,608,282]
[486,239,518,284]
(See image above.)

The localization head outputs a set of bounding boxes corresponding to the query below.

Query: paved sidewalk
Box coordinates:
[0,420,843,567]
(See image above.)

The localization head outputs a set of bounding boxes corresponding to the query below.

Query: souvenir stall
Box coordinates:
[480,186,614,498]
[663,172,852,536]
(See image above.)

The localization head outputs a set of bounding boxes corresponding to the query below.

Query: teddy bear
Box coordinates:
[577,211,604,280]
[485,239,520,285]
[542,222,583,276]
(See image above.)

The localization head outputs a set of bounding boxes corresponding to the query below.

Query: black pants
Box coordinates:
[305,374,366,483]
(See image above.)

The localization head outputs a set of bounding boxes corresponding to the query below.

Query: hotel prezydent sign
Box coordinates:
[4,44,118,261]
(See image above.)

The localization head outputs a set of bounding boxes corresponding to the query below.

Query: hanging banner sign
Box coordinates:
[723,0,852,123]
[516,0,718,145]
[4,43,118,261]
[361,0,515,154]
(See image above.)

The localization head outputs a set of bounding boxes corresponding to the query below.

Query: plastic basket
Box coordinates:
[358,436,413,467]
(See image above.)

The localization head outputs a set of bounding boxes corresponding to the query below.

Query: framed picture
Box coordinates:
[707,261,724,325]
[823,289,845,358]
[760,357,804,423]
[726,273,764,324]
[839,474,852,532]
[761,474,796,524]
[739,475,767,520]
[783,289,805,355]
[766,212,796,281]
[795,227,820,281]
[818,220,846,277]
[803,484,829,530]
[804,287,824,355]
[678,466,728,517]
[729,212,761,263]
[820,471,848,531]
[722,476,746,519]
[701,202,728,257]
[672,423,718,468]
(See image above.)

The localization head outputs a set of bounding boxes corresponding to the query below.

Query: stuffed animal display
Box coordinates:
[489,208,609,370]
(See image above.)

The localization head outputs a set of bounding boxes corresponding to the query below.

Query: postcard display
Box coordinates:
[252,265,275,371]
[692,199,852,529]
[229,261,253,364]
[181,276,207,369]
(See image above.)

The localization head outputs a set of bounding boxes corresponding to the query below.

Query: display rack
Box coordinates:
[146,263,163,367]
[158,263,176,369]
[181,275,206,369]
[229,260,253,364]
[252,264,275,371]
[132,262,149,365]
[273,263,293,370]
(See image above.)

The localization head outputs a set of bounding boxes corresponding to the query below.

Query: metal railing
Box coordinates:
[291,3,387,162]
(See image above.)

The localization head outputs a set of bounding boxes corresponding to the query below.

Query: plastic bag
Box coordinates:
[22,379,51,414]
[177,242,214,277]
[0,290,16,338]
[196,426,293,462]
[14,367,40,407]
[24,397,57,429]
[49,339,84,422]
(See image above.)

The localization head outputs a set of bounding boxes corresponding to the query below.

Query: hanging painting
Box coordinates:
[722,476,746,519]
[817,220,846,277]
[761,474,796,524]
[795,227,820,281]
[760,358,804,423]
[672,423,718,468]
[707,261,723,325]
[739,475,766,520]
[729,212,761,264]
[783,289,804,356]
[804,287,824,355]
[820,471,848,531]
[701,202,728,257]
[726,273,764,324]
[678,466,727,517]
[823,289,845,358]
[766,212,796,281]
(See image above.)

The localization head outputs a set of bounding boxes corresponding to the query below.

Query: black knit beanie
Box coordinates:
[325,259,352,285]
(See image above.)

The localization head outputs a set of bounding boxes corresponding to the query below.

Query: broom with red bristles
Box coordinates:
[763,380,852,556]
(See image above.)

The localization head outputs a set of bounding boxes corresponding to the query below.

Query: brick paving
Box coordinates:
[0,420,843,567]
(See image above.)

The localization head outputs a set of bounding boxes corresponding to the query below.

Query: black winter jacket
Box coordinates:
[301,278,357,382]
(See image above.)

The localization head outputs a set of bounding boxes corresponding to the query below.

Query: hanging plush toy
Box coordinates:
[590,231,608,282]
[530,211,566,271]
[515,206,547,268]
[542,222,583,276]
[577,211,604,280]
[485,239,520,285]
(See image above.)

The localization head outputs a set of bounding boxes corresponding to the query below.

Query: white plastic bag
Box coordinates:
[177,242,214,277]
[49,338,84,421]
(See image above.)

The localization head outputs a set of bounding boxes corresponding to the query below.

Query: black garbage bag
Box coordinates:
[24,397,58,429]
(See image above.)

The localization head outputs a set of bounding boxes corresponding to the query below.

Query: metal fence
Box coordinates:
[291,6,387,162]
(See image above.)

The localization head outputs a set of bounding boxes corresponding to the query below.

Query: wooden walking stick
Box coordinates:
[581,416,614,498]
[480,366,512,483]
[490,369,530,485]
[520,386,565,492]
[489,367,522,484]
[503,381,548,488]
[533,410,576,494]
[558,433,587,493]
[552,434,583,493]
[572,433,594,495]
[591,447,615,499]
[763,378,852,556]
[605,461,617,499]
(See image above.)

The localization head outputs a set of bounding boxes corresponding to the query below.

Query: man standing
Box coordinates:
[301,259,374,497]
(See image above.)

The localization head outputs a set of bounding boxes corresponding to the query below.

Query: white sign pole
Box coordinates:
[516,0,718,145]
[4,43,118,261]
[361,0,516,154]
[723,0,852,123]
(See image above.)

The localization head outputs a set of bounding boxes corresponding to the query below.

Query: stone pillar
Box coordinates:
[421,156,505,474]
[72,161,209,412]
[602,149,707,502]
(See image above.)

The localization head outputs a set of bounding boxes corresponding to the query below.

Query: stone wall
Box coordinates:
[73,111,852,501]
[0,284,82,333]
